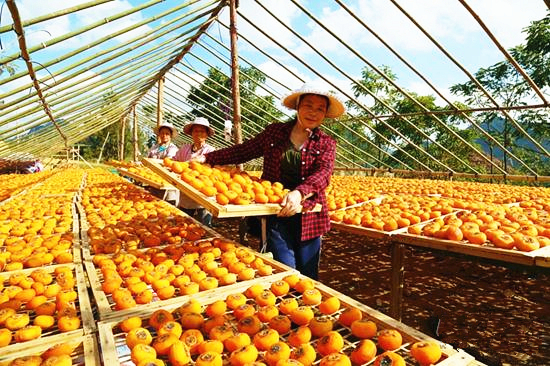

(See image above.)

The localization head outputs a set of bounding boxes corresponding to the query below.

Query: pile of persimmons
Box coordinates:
[81,170,208,253]
[162,159,290,206]
[0,170,84,272]
[328,176,550,252]
[92,237,277,310]
[117,275,442,366]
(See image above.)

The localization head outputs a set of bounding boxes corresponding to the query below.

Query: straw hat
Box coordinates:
[154,122,178,138]
[282,83,345,118]
[183,117,215,136]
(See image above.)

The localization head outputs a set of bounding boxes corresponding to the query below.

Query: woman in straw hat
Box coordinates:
[147,122,179,159]
[197,83,345,279]
[174,117,216,226]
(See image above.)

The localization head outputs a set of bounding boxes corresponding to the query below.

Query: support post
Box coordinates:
[389,240,405,321]
[229,0,242,147]
[132,105,139,161]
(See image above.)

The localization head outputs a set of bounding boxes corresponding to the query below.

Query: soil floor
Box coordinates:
[212,217,550,366]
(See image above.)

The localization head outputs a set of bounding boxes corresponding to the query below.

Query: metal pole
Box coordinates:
[157,76,165,135]
[119,116,127,160]
[132,105,139,161]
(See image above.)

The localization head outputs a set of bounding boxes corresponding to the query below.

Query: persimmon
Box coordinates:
[319,353,351,366]
[288,325,312,347]
[373,351,405,366]
[224,332,252,352]
[338,307,362,327]
[278,298,299,315]
[180,329,204,355]
[513,234,540,252]
[206,300,227,318]
[244,284,264,299]
[126,327,153,349]
[269,315,292,334]
[135,289,154,304]
[153,333,179,356]
[196,352,223,366]
[316,331,344,356]
[120,316,142,333]
[301,289,322,305]
[180,312,204,330]
[179,298,202,314]
[169,340,191,366]
[209,325,235,342]
[229,344,259,366]
[319,297,340,315]
[34,315,55,329]
[9,356,42,366]
[351,318,377,339]
[14,325,42,342]
[0,328,12,346]
[282,274,300,287]
[197,340,224,354]
[410,341,442,365]
[376,329,402,351]
[294,278,315,293]
[234,304,256,320]
[237,315,262,335]
[256,290,277,307]
[290,306,314,326]
[26,295,47,311]
[202,315,226,335]
[226,293,247,310]
[5,313,30,330]
[35,302,56,316]
[158,321,183,338]
[309,317,333,338]
[265,341,291,366]
[464,231,487,245]
[58,315,80,332]
[291,343,316,366]
[131,343,157,365]
[351,339,377,364]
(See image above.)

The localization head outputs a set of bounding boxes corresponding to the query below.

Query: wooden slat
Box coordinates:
[142,158,321,218]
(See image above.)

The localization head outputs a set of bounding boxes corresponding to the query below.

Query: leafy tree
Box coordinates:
[450,11,550,175]
[186,66,283,139]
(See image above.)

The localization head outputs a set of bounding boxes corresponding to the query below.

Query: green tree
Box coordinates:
[186,66,283,139]
[450,11,550,175]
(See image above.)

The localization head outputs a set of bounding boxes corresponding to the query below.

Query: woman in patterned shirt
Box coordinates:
[197,84,345,279]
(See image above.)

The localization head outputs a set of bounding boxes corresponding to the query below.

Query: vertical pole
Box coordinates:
[157,76,165,138]
[389,240,405,321]
[132,105,139,161]
[229,0,242,147]
[119,116,127,160]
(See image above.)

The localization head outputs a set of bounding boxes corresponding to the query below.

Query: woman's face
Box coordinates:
[297,94,328,131]
[191,125,209,144]
[158,127,172,144]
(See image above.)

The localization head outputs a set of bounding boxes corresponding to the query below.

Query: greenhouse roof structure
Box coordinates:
[1,0,549,181]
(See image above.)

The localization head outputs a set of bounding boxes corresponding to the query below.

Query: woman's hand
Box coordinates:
[278,190,302,217]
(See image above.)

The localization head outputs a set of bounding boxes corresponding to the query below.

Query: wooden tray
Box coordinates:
[117,167,175,190]
[393,232,550,267]
[142,158,320,218]
[0,263,95,354]
[98,275,482,366]
[0,334,100,365]
[84,240,297,320]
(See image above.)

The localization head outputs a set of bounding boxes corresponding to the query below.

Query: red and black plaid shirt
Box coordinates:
[205,120,336,241]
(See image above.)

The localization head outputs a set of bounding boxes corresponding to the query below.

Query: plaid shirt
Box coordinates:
[205,120,336,241]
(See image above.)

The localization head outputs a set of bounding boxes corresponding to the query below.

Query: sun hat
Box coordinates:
[154,122,178,138]
[183,117,215,136]
[282,83,346,118]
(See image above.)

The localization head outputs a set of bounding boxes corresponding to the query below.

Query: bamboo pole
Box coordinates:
[157,77,164,132]
[133,106,139,161]
[0,0,114,34]
[229,0,242,146]
[5,0,68,147]
[119,116,127,160]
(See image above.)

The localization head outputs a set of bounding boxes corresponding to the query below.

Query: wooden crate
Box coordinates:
[0,334,100,366]
[98,275,482,366]
[84,239,297,320]
[0,263,95,354]
[142,158,320,218]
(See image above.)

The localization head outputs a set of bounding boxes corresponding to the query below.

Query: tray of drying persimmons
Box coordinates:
[97,274,480,366]
[142,158,320,218]
[85,237,298,321]
[0,263,95,356]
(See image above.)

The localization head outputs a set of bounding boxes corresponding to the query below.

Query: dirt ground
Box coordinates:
[213,218,550,366]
